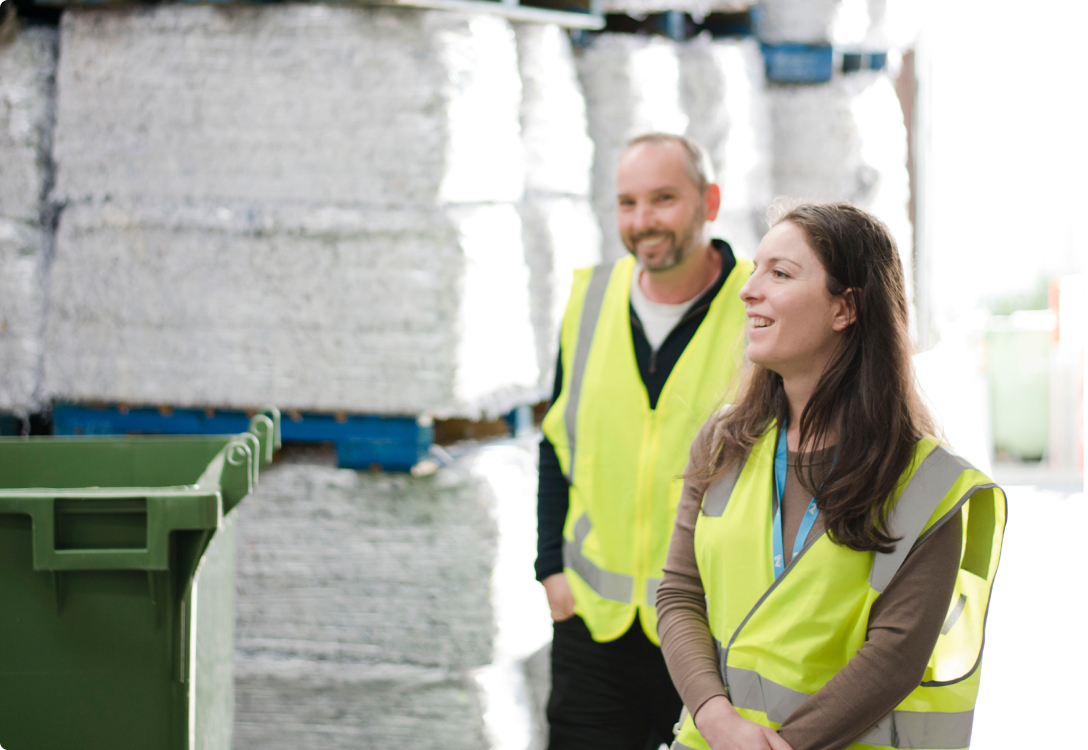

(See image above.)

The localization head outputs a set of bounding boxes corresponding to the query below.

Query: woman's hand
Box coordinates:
[542,572,576,621]
[695,696,793,750]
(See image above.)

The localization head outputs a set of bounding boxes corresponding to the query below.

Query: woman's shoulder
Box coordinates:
[691,405,735,461]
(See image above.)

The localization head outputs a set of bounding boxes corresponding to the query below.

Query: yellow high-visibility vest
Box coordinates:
[673,424,1006,749]
[542,254,752,643]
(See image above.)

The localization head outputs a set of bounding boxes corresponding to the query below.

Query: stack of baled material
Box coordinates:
[514,23,600,391]
[757,0,842,44]
[0,26,56,415]
[47,5,539,418]
[577,32,773,262]
[576,33,690,263]
[761,0,913,296]
[678,35,774,256]
[768,73,911,254]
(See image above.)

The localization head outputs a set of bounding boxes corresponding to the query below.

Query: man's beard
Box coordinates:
[623,212,705,272]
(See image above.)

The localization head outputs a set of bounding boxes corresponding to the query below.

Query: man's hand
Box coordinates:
[542,572,576,622]
[694,696,793,750]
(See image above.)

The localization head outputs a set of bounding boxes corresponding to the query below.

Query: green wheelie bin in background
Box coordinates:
[0,409,280,750]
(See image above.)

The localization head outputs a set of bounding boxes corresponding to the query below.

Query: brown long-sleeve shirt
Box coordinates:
[656,414,962,750]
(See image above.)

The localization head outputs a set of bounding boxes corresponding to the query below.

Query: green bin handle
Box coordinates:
[256,405,282,449]
[248,414,276,467]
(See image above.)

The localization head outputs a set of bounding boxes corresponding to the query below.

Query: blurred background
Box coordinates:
[0,0,1083,747]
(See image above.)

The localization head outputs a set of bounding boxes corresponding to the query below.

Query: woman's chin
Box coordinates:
[745,346,771,367]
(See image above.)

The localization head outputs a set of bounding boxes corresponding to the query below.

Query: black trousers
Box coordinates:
[547,614,683,750]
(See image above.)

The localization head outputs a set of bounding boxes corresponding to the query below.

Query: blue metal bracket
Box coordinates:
[761,43,834,83]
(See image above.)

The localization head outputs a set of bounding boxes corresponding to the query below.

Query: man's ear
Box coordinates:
[704,183,721,222]
[832,288,858,331]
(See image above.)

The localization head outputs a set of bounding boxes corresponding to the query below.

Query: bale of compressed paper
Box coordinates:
[520,198,601,393]
[757,0,841,44]
[577,34,689,263]
[768,72,912,296]
[53,5,524,208]
[0,220,46,413]
[678,34,773,257]
[0,25,55,223]
[233,440,551,749]
[514,23,601,392]
[515,22,593,198]
[0,26,56,414]
[48,5,540,418]
[44,201,539,418]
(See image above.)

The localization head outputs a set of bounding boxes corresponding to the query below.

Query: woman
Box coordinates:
[656,203,1005,750]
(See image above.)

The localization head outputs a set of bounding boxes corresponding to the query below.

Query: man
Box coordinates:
[536,133,754,749]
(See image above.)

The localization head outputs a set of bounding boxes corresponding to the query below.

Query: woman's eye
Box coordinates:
[772,269,789,279]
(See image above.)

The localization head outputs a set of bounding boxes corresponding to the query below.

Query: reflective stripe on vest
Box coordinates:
[562,511,664,606]
[562,263,612,484]
[720,665,973,749]
[870,447,975,592]
[563,513,634,603]
[702,444,982,600]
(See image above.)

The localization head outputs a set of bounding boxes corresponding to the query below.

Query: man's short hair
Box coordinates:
[623,133,715,194]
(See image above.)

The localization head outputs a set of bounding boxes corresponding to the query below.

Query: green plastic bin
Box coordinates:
[986,314,1051,461]
[0,409,280,750]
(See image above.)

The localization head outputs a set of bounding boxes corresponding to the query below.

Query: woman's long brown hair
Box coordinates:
[692,202,936,553]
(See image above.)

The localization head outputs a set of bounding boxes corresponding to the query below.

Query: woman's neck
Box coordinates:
[782,373,823,452]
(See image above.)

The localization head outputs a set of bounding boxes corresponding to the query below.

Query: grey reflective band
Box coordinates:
[723,665,975,748]
[701,459,743,517]
[857,708,974,749]
[563,263,613,484]
[563,513,634,603]
[671,743,697,750]
[724,666,808,724]
[870,446,974,593]
[646,576,662,607]
[941,593,967,635]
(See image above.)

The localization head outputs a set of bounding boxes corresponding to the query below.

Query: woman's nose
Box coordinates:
[739,273,759,302]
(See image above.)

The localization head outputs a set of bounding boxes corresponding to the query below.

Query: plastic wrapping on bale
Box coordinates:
[53,5,525,208]
[520,198,602,394]
[514,23,601,395]
[678,35,773,257]
[768,72,912,298]
[0,27,56,415]
[514,23,593,198]
[0,27,56,224]
[44,201,539,419]
[577,34,689,263]
[0,220,45,414]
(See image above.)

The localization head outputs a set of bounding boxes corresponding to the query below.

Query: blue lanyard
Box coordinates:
[772,423,820,579]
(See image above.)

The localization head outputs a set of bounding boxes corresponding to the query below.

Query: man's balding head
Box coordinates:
[622,133,714,195]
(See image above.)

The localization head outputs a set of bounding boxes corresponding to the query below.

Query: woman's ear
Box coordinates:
[831,288,858,331]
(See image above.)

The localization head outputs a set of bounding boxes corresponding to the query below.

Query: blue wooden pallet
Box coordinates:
[51,403,433,473]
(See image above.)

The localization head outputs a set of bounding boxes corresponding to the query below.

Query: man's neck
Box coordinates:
[639,241,721,305]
